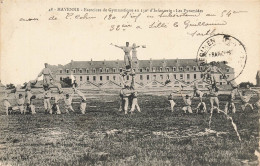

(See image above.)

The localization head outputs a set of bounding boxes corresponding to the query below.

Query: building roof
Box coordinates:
[64,60,125,69]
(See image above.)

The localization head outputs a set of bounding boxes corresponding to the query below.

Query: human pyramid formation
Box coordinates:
[112,42,145,114]
[2,42,145,115]
[2,42,260,116]
[3,63,88,115]
[167,62,260,114]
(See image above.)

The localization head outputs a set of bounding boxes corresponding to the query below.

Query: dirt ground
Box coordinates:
[0,93,259,165]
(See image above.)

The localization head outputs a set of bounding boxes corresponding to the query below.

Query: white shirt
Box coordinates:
[4,100,11,108]
[64,97,72,106]
[121,46,132,55]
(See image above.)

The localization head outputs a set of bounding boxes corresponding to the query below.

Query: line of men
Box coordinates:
[168,76,260,114]
[3,63,87,115]
[3,85,87,115]
[2,58,260,115]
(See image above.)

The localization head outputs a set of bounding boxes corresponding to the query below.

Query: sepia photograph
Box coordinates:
[0,0,259,165]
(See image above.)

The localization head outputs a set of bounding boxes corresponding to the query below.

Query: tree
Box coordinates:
[239,82,254,88]
[6,83,15,89]
[61,77,72,88]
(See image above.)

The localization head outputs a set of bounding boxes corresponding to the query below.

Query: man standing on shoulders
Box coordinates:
[37,63,62,93]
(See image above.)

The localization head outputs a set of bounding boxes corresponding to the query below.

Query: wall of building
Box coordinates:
[56,71,231,86]
[54,59,234,87]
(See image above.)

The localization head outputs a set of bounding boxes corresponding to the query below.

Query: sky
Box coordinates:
[1,0,259,85]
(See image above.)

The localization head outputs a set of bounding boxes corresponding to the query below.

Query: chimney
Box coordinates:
[149,58,153,72]
[163,58,167,69]
[90,58,93,65]
[116,59,119,69]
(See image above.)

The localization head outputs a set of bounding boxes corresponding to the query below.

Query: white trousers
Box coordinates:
[30,105,36,114]
[65,105,74,113]
[130,98,141,113]
[80,103,86,114]
[123,97,129,114]
[44,99,52,114]
[224,102,236,113]
[182,106,192,113]
[169,100,176,112]
[210,97,219,112]
[13,106,25,114]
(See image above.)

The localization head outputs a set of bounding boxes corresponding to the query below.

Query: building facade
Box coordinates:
[55,58,235,87]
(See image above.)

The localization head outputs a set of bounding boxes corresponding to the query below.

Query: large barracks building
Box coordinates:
[54,55,234,89]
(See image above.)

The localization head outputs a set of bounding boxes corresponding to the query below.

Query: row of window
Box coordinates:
[60,66,231,74]
[60,73,230,82]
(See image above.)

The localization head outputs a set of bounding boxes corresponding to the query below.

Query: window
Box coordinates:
[186,67,190,71]
[180,74,183,79]
[160,75,163,80]
[93,76,96,81]
[93,69,96,73]
[220,75,222,79]
[147,75,150,80]
[187,74,190,79]
[159,67,163,72]
[173,67,176,71]
[167,74,169,79]
[113,76,116,80]
[87,76,89,81]
[153,75,156,80]
[119,68,123,72]
[107,76,109,80]
[66,69,69,73]
[146,68,149,72]
[113,68,116,73]
[199,66,203,71]
[86,69,89,73]
[73,69,76,73]
[194,74,196,79]
[106,68,109,73]
[140,75,143,80]
[60,70,62,74]
[100,76,103,81]
[79,69,82,73]
[127,76,129,80]
[166,67,169,72]
[193,66,196,71]
[173,74,176,79]
[60,77,62,81]
[200,74,203,78]
[152,67,156,72]
[140,69,143,72]
[179,67,183,71]
[100,68,103,73]
[226,68,230,72]
[80,76,82,81]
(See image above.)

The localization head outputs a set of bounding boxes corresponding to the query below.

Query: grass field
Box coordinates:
[0,93,259,165]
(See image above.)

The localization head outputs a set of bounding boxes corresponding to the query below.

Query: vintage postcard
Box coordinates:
[0,0,259,165]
